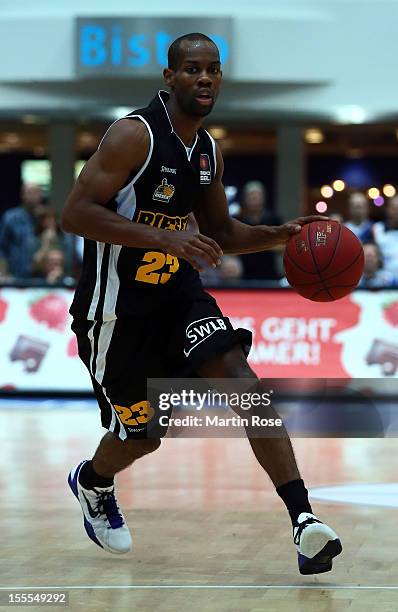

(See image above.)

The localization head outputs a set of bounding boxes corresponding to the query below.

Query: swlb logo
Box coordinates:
[199,154,212,184]
[184,317,227,356]
[153,178,175,203]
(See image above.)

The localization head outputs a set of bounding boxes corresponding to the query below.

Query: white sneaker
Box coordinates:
[294,512,342,574]
[68,460,132,554]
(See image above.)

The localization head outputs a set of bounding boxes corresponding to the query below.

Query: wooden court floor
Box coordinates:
[0,402,398,611]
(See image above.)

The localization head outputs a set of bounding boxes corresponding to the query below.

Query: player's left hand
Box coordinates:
[273,215,330,245]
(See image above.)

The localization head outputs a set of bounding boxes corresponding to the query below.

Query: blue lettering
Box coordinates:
[156,31,172,66]
[211,35,229,64]
[80,25,107,66]
[111,26,123,65]
[128,34,150,67]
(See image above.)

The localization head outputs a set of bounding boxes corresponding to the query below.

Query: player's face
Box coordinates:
[166,42,222,118]
[245,189,265,214]
[364,244,379,272]
[349,198,368,221]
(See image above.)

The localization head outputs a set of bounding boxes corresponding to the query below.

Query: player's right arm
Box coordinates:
[61,120,221,271]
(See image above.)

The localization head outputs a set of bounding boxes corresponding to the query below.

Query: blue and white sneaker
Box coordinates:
[294,512,342,574]
[68,460,132,555]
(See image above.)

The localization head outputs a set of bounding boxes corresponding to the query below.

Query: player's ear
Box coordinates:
[163,68,175,89]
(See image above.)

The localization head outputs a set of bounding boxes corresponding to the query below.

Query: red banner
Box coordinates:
[210,289,398,378]
[0,287,397,390]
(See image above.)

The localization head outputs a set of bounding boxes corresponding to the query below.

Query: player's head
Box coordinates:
[363,242,383,273]
[163,33,222,118]
[242,181,266,215]
[348,192,369,223]
[21,181,43,211]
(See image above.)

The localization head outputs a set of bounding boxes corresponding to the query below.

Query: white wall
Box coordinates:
[0,0,397,120]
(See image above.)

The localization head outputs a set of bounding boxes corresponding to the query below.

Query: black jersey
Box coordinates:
[70,90,217,320]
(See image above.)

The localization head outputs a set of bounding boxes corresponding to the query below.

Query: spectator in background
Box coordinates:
[344,192,373,242]
[329,212,343,223]
[200,254,243,287]
[372,196,398,276]
[199,262,221,287]
[32,206,76,277]
[218,255,244,284]
[237,181,283,280]
[36,248,74,285]
[0,182,43,279]
[358,243,397,288]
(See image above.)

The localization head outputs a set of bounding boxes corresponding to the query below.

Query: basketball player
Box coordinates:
[62,33,342,575]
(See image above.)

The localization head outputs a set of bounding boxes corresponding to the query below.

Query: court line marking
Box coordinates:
[1,585,398,591]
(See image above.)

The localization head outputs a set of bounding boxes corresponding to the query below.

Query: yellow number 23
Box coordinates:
[135,251,179,285]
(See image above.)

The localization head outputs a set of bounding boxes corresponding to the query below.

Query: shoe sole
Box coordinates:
[299,538,342,575]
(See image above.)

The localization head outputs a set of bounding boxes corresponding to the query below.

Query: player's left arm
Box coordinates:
[194,144,328,254]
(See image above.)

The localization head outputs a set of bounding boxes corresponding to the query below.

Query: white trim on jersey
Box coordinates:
[158,89,174,134]
[115,177,137,220]
[87,114,153,322]
[103,244,123,321]
[186,134,199,161]
[126,115,154,182]
[205,130,217,176]
[97,112,154,164]
[84,318,127,440]
[158,90,199,161]
[108,401,116,434]
[94,319,117,384]
[88,320,96,375]
[87,243,105,320]
[101,385,128,441]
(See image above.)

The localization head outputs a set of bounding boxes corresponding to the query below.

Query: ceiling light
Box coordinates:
[305,128,324,144]
[315,201,328,213]
[368,187,380,199]
[383,184,396,197]
[320,185,334,198]
[333,180,345,191]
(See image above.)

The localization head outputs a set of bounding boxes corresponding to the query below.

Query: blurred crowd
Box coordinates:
[202,184,398,289]
[0,181,397,289]
[339,191,398,288]
[0,182,82,285]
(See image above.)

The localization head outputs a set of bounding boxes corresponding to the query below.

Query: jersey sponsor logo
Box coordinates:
[114,401,155,426]
[161,165,177,174]
[199,154,212,184]
[153,178,175,202]
[137,210,189,231]
[184,317,228,356]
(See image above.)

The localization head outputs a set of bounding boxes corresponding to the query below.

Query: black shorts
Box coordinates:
[72,286,252,440]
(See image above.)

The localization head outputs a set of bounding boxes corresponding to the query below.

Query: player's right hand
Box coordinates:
[161,231,223,271]
[273,215,330,245]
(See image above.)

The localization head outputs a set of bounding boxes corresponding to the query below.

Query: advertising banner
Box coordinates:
[212,289,398,379]
[0,288,397,391]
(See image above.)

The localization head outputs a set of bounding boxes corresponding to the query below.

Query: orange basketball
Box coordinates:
[283,220,364,301]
